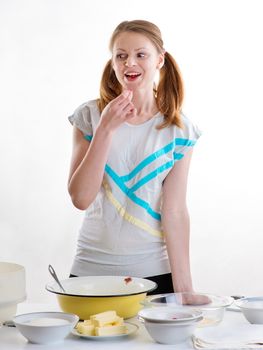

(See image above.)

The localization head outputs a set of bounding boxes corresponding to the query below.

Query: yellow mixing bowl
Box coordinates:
[46,275,156,319]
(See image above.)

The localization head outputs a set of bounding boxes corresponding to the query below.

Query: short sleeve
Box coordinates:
[68,102,93,141]
[173,113,202,159]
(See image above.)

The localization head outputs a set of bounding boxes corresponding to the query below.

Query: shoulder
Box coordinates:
[68,99,99,135]
[174,112,202,142]
[71,99,99,118]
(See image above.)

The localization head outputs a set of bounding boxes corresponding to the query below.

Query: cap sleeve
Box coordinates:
[68,102,93,141]
[173,113,202,159]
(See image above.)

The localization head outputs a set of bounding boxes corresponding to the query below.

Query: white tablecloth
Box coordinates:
[0,302,251,350]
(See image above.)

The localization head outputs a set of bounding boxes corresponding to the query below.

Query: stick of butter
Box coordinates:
[90,310,118,327]
[83,319,92,325]
[95,324,127,336]
[90,310,117,320]
[92,315,123,327]
[76,322,95,335]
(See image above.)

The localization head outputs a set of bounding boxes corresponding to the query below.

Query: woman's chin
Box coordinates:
[122,80,141,90]
[122,83,136,91]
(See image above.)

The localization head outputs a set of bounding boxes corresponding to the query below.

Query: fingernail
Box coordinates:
[123,90,130,97]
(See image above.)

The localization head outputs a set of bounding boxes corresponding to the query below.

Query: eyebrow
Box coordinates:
[116,47,147,51]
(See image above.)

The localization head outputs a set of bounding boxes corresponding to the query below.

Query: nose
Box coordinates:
[124,56,136,67]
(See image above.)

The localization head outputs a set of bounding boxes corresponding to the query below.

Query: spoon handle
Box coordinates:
[48,264,66,293]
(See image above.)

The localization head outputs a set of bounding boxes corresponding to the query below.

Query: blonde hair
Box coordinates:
[97,20,184,129]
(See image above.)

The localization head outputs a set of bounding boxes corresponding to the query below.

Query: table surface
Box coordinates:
[0,302,247,350]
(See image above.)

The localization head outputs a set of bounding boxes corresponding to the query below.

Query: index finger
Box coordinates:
[115,90,132,104]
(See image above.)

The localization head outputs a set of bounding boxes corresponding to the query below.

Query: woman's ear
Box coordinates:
[157,53,165,69]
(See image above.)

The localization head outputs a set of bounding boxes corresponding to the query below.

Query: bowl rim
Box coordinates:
[138,307,203,323]
[13,311,79,327]
[45,275,157,297]
[235,296,263,310]
[141,316,203,326]
[144,292,234,310]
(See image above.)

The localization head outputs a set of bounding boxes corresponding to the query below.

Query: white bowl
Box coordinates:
[138,306,203,324]
[139,317,200,344]
[235,297,263,324]
[13,312,79,344]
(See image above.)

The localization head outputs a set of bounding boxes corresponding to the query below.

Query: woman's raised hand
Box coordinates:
[99,90,136,133]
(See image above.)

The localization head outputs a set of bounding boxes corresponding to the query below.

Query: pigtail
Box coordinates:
[97,60,122,113]
[156,51,184,129]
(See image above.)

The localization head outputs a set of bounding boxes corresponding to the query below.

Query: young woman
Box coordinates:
[68,20,201,295]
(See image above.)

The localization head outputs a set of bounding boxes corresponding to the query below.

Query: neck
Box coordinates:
[130,89,158,120]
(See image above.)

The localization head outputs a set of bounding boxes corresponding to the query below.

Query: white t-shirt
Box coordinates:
[68,99,201,277]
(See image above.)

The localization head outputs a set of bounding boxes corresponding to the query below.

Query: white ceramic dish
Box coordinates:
[139,317,200,345]
[235,297,263,324]
[71,322,138,340]
[13,311,79,344]
[138,306,203,324]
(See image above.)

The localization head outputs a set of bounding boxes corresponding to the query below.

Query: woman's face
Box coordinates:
[111,31,164,92]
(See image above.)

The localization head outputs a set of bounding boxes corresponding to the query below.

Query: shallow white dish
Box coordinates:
[139,317,200,345]
[13,311,79,344]
[138,306,203,324]
[235,297,263,324]
[71,322,138,340]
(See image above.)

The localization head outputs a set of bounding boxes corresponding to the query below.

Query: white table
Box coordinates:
[0,302,246,350]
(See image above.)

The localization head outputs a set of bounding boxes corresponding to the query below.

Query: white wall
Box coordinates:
[1,0,263,303]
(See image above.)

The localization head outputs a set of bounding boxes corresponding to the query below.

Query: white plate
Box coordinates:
[71,322,138,340]
[138,307,203,323]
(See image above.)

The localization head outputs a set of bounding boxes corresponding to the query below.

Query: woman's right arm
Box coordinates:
[68,91,135,210]
[68,125,113,210]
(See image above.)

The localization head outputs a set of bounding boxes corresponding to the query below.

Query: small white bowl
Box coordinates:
[138,307,202,344]
[138,306,203,323]
[235,297,263,324]
[140,318,200,344]
[13,311,79,344]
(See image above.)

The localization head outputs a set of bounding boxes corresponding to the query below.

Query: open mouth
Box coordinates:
[124,72,141,81]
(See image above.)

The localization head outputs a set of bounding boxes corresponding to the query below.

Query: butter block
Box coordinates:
[76,322,95,335]
[92,315,123,327]
[83,319,92,325]
[95,324,127,336]
[90,310,118,327]
[90,310,117,321]
[111,316,124,326]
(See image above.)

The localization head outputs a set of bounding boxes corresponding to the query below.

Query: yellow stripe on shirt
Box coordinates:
[103,180,164,239]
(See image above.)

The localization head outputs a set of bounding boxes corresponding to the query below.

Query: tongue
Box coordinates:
[126,74,139,80]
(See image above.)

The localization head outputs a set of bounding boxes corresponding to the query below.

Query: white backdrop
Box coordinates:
[1,0,263,303]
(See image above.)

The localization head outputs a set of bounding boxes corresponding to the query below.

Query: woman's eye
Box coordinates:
[116,54,126,60]
[137,53,146,58]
